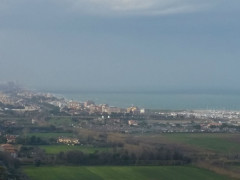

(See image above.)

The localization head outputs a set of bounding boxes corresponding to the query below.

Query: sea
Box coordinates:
[52,91,240,111]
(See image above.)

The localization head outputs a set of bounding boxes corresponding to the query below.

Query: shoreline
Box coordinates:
[52,91,240,111]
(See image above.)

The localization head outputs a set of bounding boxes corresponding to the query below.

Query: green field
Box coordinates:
[39,145,109,154]
[24,166,233,180]
[47,117,73,126]
[164,133,240,153]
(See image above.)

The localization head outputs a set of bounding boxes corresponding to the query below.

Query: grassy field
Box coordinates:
[163,133,240,153]
[47,117,73,126]
[23,166,234,180]
[39,145,109,154]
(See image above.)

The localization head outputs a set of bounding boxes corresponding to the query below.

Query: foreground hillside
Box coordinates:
[24,166,234,180]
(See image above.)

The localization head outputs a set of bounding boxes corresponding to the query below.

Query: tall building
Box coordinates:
[127,106,140,114]
[84,100,95,107]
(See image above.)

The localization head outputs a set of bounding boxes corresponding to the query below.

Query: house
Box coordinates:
[0,144,18,158]
[84,100,95,108]
[127,106,140,114]
[104,106,122,114]
[140,108,150,114]
[5,135,17,144]
[57,137,80,145]
[128,120,138,126]
[68,101,83,110]
[207,122,222,128]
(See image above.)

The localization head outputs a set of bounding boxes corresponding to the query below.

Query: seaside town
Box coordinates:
[1,83,240,137]
[1,83,240,179]
[2,0,240,179]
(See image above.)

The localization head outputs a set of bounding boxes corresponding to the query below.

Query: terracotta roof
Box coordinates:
[1,144,16,152]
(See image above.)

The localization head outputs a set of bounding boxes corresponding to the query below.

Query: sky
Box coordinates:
[0,0,240,92]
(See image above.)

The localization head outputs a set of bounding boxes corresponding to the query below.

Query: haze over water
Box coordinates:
[57,91,240,111]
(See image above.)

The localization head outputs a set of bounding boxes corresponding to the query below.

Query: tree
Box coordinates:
[66,151,85,164]
[0,166,8,180]
[34,159,41,167]
[0,136,7,144]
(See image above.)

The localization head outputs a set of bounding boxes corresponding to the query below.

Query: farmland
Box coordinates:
[46,117,73,127]
[163,133,240,153]
[39,145,109,154]
[24,166,234,180]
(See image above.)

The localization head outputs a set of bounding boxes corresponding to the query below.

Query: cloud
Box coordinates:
[58,0,210,16]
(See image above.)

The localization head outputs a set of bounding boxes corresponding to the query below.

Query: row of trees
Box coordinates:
[16,136,49,145]
[54,148,191,166]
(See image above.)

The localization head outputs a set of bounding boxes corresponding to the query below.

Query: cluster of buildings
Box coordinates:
[1,87,240,134]
[0,93,14,105]
[0,91,40,112]
[57,137,80,145]
[156,110,240,122]
[49,97,147,116]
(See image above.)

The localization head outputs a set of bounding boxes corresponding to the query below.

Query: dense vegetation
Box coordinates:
[54,148,191,166]
[0,152,26,180]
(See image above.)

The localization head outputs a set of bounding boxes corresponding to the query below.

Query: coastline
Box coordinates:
[50,91,240,111]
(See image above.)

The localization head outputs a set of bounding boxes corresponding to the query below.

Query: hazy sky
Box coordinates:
[0,0,240,92]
